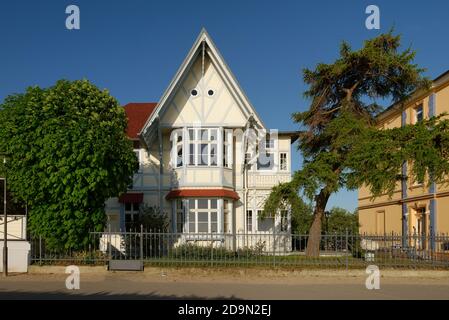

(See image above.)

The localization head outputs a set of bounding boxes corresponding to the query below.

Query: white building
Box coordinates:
[105,29,297,249]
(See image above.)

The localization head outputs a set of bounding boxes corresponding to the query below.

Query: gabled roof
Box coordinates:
[123,103,157,139]
[139,28,266,136]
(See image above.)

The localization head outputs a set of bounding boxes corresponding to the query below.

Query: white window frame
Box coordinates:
[257,152,275,171]
[124,202,140,231]
[279,152,288,171]
[256,132,277,171]
[186,198,219,233]
[246,210,253,233]
[257,209,275,232]
[223,129,233,168]
[187,128,219,167]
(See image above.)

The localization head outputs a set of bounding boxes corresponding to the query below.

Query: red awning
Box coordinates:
[118,193,144,203]
[166,189,240,200]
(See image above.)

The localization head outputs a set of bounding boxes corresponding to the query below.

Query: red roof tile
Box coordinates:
[123,103,158,139]
[166,189,240,200]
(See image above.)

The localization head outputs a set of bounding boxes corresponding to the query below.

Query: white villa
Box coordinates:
[104,29,297,249]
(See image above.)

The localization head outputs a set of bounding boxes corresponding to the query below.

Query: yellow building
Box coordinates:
[358,70,449,247]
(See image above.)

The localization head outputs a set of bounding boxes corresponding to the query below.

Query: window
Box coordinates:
[257,133,275,171]
[176,128,231,168]
[187,199,219,233]
[415,105,423,123]
[133,149,142,172]
[176,199,185,233]
[125,202,140,231]
[191,89,198,97]
[257,210,274,232]
[265,137,274,149]
[223,200,230,233]
[246,210,253,232]
[188,129,195,165]
[280,152,288,171]
[223,129,232,168]
[187,128,218,167]
[171,129,184,168]
[176,133,183,168]
[280,210,288,232]
[257,153,274,170]
[208,89,214,96]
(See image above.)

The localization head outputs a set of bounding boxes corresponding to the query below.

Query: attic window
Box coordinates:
[208,89,214,96]
[191,89,198,97]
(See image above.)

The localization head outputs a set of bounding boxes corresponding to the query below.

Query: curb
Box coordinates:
[26,265,449,279]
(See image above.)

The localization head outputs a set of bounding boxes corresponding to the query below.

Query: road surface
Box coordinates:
[1,267,448,299]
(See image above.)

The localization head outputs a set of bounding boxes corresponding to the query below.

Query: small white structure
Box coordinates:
[0,215,30,273]
[0,241,30,273]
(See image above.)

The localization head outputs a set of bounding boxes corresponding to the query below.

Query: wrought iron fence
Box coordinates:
[29,230,449,269]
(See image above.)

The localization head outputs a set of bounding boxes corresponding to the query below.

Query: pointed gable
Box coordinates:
[140,28,265,136]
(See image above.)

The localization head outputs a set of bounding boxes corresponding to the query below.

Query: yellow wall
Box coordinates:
[358,75,449,235]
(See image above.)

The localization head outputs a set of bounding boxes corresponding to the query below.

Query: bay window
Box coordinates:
[173,127,233,168]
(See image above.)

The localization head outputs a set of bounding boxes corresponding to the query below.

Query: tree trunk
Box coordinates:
[305,189,331,257]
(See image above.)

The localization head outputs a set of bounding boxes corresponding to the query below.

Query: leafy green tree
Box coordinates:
[324,207,359,235]
[264,32,449,257]
[0,80,138,249]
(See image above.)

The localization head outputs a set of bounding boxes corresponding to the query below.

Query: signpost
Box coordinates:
[1,156,7,276]
[1,175,6,277]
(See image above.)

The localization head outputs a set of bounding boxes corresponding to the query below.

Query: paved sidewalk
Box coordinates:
[1,267,449,299]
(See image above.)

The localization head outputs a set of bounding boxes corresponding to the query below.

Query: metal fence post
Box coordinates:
[108,225,112,263]
[345,228,349,271]
[273,226,276,267]
[140,224,144,268]
[39,235,42,265]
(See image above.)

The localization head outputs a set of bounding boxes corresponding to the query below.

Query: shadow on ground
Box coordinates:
[0,290,241,300]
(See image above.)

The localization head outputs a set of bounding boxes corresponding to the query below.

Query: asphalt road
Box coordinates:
[1,268,449,300]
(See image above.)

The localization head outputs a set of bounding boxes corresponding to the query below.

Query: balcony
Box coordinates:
[247,172,291,188]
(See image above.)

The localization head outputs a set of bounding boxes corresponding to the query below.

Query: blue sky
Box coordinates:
[1,0,448,212]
